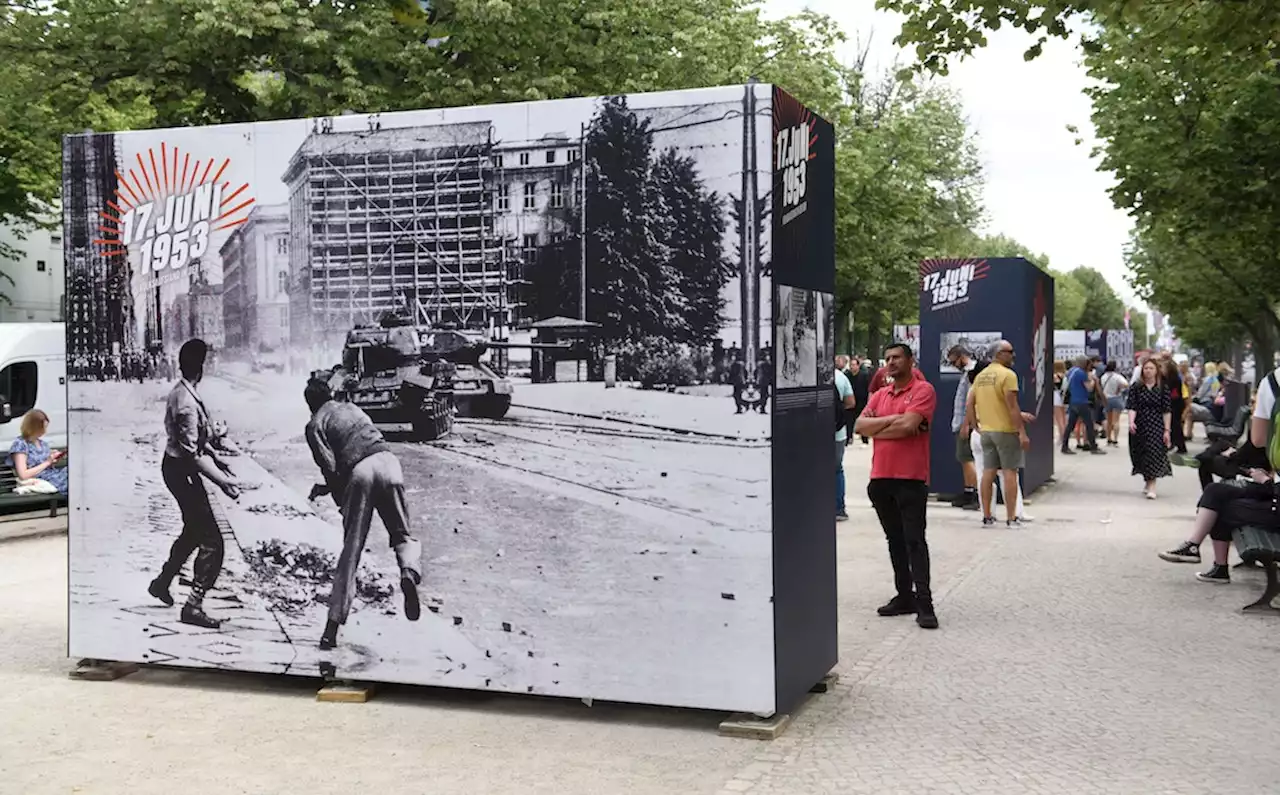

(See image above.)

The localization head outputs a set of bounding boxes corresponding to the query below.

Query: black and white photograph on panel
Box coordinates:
[815,292,835,386]
[775,285,817,389]
[939,331,1004,373]
[62,84,779,713]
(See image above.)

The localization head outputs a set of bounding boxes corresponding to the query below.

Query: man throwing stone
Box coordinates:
[304,377,423,651]
[855,343,939,630]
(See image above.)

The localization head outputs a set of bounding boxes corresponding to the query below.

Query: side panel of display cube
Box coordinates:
[768,87,839,715]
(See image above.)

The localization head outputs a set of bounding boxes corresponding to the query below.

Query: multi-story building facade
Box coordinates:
[0,218,66,323]
[219,204,290,353]
[491,134,581,328]
[62,134,136,364]
[283,121,505,348]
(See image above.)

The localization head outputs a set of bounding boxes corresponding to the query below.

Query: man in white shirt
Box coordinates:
[1251,366,1279,463]
[835,368,856,522]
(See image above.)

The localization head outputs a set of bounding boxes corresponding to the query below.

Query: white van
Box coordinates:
[0,324,66,450]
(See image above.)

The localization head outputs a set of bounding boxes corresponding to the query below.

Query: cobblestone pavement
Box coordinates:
[5,428,1280,794]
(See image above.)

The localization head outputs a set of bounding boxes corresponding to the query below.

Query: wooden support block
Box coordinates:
[317,681,376,703]
[809,672,839,694]
[68,659,139,682]
[718,712,792,740]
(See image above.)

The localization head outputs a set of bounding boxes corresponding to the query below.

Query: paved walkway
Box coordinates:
[3,437,1279,793]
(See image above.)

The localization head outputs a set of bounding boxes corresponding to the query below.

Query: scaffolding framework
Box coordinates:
[284,123,507,343]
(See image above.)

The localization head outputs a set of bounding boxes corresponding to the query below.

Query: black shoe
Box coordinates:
[1159,542,1200,564]
[1060,448,1076,455]
[949,494,966,508]
[877,594,916,617]
[982,516,997,526]
[1006,518,1024,529]
[1195,565,1230,584]
[401,574,421,622]
[148,578,174,607]
[962,500,980,512]
[179,604,221,629]
[836,511,849,522]
[916,604,939,629]
[1089,447,1107,455]
[319,620,340,650]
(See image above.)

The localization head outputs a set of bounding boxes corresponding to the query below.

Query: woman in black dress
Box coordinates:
[1128,358,1173,499]
[1163,359,1188,454]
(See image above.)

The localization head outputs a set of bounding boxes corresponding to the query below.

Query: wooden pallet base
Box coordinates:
[808,673,839,694]
[718,711,792,740]
[317,681,377,703]
[68,659,139,681]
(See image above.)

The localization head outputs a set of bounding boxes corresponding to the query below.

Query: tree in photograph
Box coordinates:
[651,149,733,347]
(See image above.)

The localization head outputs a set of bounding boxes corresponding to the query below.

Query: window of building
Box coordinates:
[280,305,289,330]
[519,152,530,166]
[277,270,289,294]
[276,236,289,256]
[522,233,539,264]
[0,361,38,425]
[546,150,556,164]
[497,183,510,212]
[36,260,46,272]
[50,235,62,247]
[523,182,537,211]
[494,154,504,169]
[550,182,564,209]
[551,232,566,244]
[568,149,579,162]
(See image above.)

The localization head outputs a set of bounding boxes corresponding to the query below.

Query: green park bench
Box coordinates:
[0,463,67,518]
[1233,525,1280,615]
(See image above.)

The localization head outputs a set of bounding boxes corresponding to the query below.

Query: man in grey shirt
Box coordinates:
[947,344,979,510]
[304,377,424,651]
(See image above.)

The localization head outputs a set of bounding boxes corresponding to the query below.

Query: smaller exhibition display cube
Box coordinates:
[917,257,1056,496]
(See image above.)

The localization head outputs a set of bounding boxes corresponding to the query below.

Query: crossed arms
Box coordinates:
[854,407,927,439]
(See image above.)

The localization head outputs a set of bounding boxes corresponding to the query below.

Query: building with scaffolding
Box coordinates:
[62,134,136,371]
[283,121,506,348]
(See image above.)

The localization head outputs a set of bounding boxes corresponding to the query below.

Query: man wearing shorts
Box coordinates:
[966,339,1029,528]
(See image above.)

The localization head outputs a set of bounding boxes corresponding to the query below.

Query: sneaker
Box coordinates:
[1006,518,1024,529]
[876,594,916,617]
[179,604,221,629]
[982,516,997,526]
[1089,447,1107,455]
[401,574,421,622]
[1018,514,1034,523]
[836,511,849,522]
[147,578,175,607]
[1145,492,1157,500]
[916,603,939,629]
[1159,542,1201,564]
[963,500,980,512]
[1195,564,1230,584]
[1060,448,1076,455]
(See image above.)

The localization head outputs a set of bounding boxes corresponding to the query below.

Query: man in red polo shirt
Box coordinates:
[854,342,939,630]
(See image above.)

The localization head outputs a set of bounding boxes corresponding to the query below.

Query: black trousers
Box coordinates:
[867,478,932,601]
[158,455,224,598]
[1063,402,1096,449]
[1198,481,1280,542]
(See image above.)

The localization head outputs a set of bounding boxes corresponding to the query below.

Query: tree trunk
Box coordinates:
[866,310,885,364]
[1253,319,1277,386]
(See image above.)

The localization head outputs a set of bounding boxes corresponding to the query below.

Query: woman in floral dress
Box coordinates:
[1127,359,1172,499]
[8,409,67,494]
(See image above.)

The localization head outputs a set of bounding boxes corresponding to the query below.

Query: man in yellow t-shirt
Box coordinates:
[965,339,1029,527]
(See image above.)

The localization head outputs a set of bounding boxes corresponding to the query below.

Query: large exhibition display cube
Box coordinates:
[63,85,836,715]
[917,257,1056,496]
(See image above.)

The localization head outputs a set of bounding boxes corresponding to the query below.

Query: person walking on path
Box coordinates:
[946,344,979,511]
[1100,362,1129,446]
[967,339,1031,528]
[147,339,242,630]
[1062,356,1105,455]
[834,366,856,522]
[304,377,424,651]
[1163,357,1189,454]
[1052,360,1068,443]
[1127,358,1172,499]
[854,343,939,630]
[851,356,872,445]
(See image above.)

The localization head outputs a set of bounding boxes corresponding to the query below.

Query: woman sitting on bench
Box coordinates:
[8,409,67,495]
[1158,468,1277,583]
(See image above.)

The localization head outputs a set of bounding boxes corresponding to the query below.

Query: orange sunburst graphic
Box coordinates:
[93,143,256,270]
